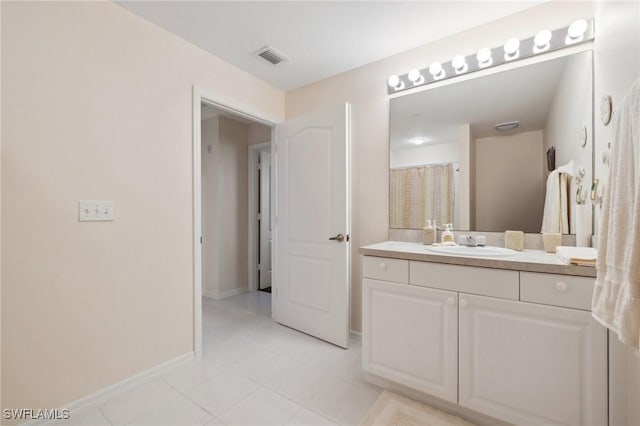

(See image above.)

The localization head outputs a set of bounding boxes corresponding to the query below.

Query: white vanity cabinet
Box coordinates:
[361,251,608,426]
[363,277,458,402]
[458,293,607,426]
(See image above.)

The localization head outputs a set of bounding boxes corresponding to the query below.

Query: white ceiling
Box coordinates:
[389,54,573,149]
[116,1,545,91]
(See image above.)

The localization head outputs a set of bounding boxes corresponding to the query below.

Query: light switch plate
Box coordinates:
[79,200,114,221]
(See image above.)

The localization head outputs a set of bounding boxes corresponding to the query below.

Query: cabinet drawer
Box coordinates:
[410,261,518,300]
[520,272,595,310]
[363,256,409,283]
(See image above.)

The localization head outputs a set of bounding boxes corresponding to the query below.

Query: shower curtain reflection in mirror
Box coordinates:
[389,163,455,229]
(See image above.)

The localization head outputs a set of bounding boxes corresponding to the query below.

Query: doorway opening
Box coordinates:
[193,86,276,358]
[249,143,273,294]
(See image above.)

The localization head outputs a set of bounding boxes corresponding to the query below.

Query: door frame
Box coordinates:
[192,85,278,359]
[248,141,271,293]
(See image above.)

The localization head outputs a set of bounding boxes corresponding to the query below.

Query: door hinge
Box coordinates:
[200,236,203,244]
[257,213,262,220]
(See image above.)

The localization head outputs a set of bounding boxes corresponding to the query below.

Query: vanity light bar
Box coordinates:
[387,19,594,94]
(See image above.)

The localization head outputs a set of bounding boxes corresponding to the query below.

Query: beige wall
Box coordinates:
[285,1,593,332]
[1,0,283,413]
[592,1,640,425]
[475,130,545,233]
[248,122,272,145]
[201,117,220,297]
[217,117,250,295]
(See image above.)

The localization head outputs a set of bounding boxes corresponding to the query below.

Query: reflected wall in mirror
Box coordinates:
[389,51,593,234]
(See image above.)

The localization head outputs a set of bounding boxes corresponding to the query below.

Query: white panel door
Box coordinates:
[259,151,272,289]
[363,279,458,403]
[275,103,350,348]
[458,294,607,426]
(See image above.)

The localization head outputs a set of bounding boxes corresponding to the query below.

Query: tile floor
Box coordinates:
[52,292,381,425]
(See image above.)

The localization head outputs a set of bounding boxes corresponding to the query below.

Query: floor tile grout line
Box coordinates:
[210,385,265,421]
[96,405,114,426]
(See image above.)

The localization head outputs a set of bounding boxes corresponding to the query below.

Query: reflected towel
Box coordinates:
[592,78,640,350]
[556,246,597,267]
[541,170,570,233]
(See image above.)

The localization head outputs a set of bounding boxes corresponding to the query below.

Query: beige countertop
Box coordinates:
[360,241,597,278]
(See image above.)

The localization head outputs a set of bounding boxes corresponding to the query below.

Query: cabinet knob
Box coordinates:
[459,299,468,308]
[446,297,455,306]
[555,281,568,292]
[378,263,387,271]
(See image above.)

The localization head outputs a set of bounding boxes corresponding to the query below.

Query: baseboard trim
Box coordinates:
[350,330,362,341]
[23,352,194,426]
[203,288,246,300]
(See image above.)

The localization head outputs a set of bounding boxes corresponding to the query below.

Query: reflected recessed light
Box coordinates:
[411,137,429,145]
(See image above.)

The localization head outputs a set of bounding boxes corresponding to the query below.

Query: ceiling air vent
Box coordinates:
[255,46,289,66]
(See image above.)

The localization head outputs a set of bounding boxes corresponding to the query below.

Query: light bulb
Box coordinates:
[407,69,424,84]
[476,48,492,67]
[504,38,520,60]
[534,29,552,52]
[429,62,445,79]
[387,74,403,90]
[568,19,588,39]
[452,55,467,73]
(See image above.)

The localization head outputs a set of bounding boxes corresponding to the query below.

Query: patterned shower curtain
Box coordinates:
[389,163,455,229]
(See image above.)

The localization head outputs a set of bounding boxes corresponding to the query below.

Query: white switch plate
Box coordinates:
[79,200,114,221]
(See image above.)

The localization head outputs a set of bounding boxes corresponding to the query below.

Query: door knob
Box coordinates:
[329,233,345,243]
[459,299,468,308]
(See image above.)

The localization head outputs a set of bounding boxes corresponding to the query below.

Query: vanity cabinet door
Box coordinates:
[458,294,607,426]
[362,279,458,403]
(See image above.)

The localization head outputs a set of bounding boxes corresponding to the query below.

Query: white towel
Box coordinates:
[541,170,570,233]
[592,78,640,350]
[556,246,597,266]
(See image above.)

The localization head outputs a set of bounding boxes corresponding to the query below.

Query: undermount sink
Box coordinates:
[424,245,517,257]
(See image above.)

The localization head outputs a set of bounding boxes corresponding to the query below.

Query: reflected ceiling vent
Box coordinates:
[495,121,520,131]
[254,46,289,66]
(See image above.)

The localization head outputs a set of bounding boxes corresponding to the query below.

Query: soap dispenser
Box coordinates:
[441,224,455,245]
[422,220,436,245]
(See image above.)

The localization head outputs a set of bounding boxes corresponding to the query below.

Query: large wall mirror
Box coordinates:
[389,50,593,234]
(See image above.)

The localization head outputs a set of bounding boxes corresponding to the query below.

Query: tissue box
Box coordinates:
[505,230,524,251]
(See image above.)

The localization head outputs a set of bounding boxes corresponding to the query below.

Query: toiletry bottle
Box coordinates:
[441,224,455,245]
[422,220,436,245]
